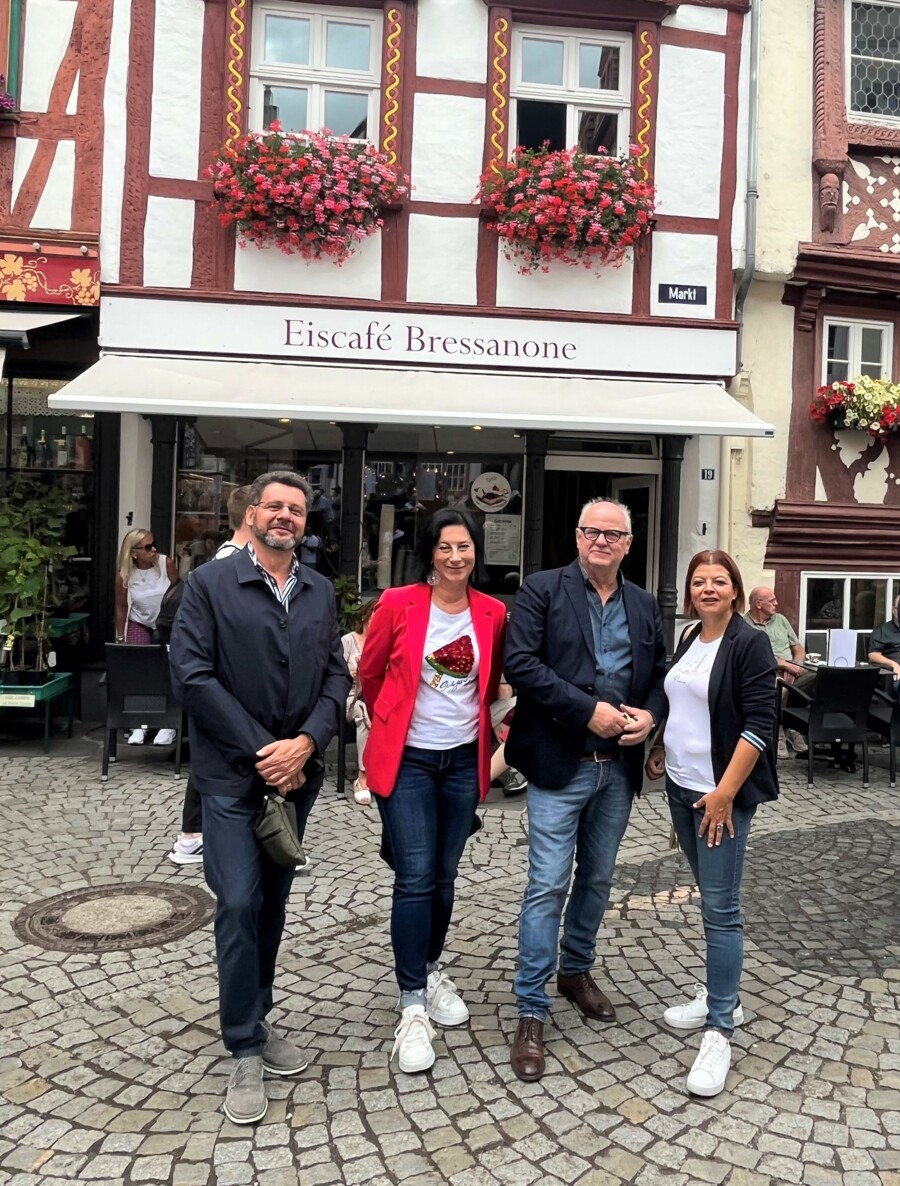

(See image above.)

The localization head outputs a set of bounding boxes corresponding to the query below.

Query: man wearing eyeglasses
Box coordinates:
[169,469,350,1126]
[503,497,667,1082]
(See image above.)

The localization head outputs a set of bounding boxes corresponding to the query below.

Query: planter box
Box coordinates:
[0,669,55,686]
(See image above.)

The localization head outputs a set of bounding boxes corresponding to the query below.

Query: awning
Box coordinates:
[49,353,774,438]
[0,310,81,339]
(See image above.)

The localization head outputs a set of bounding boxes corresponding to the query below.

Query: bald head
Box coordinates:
[748,586,778,623]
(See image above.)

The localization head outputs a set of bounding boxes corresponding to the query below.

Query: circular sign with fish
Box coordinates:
[470,472,512,513]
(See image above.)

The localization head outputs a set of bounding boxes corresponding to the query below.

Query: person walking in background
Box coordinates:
[169,470,349,1125]
[743,585,810,756]
[342,597,380,807]
[114,527,179,746]
[645,550,778,1098]
[359,509,506,1075]
[503,497,666,1083]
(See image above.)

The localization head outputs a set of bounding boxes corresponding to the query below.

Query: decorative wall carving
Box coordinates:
[635,29,654,183]
[225,0,246,146]
[485,10,511,172]
[842,154,900,254]
[380,6,403,165]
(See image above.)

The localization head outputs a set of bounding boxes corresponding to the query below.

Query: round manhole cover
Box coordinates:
[13,883,214,952]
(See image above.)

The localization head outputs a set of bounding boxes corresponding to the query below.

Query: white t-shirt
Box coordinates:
[214,539,243,560]
[406,605,481,749]
[663,634,723,793]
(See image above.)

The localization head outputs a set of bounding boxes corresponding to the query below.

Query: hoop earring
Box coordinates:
[426,569,440,587]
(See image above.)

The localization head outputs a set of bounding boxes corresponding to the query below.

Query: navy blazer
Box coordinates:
[169,549,351,797]
[504,560,667,792]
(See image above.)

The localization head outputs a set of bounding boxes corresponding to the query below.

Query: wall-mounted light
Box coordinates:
[278,417,291,424]
[447,450,455,455]
[512,431,522,439]
[472,425,482,431]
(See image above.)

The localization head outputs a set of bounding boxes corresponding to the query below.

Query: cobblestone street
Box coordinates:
[1,736,899,1186]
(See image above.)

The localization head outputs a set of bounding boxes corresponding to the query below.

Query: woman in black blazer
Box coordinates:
[645,549,778,1099]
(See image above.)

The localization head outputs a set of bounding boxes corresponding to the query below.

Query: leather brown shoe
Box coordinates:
[510,1016,545,1082]
[557,971,616,1022]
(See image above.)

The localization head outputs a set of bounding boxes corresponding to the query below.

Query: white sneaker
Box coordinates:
[686,1029,731,1097]
[391,1005,436,1073]
[168,835,203,865]
[664,986,744,1032]
[426,969,469,1027]
[127,728,146,745]
[153,728,177,746]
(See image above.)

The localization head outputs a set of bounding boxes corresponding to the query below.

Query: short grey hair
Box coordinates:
[248,469,313,507]
[578,497,632,533]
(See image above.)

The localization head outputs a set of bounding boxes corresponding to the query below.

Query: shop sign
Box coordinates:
[658,284,708,306]
[0,241,99,305]
[470,473,512,512]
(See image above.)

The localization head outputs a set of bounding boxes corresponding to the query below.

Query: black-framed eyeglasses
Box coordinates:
[577,526,630,544]
[132,542,157,552]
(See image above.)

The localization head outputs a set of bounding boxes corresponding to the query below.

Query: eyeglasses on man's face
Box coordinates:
[577,526,631,544]
[132,542,157,552]
[255,501,307,518]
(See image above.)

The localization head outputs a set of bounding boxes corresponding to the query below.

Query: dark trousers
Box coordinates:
[202,785,318,1056]
[376,742,479,993]
[181,776,203,833]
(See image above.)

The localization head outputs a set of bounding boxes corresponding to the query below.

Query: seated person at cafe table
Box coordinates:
[743,586,811,756]
[868,596,900,693]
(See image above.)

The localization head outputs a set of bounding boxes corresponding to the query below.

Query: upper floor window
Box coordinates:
[249,3,382,138]
[848,0,900,119]
[822,317,893,384]
[511,27,632,157]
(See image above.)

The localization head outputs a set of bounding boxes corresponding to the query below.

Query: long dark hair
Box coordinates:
[414,508,487,587]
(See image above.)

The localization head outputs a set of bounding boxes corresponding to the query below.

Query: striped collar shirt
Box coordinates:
[247,544,300,609]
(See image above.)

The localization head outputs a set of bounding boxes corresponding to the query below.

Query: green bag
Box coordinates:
[253,794,306,869]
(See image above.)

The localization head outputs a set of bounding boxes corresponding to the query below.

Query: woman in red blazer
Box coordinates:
[359,508,506,1076]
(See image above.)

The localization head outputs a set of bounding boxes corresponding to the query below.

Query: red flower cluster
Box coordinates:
[810,379,900,438]
[809,382,851,426]
[210,124,409,263]
[475,144,655,273]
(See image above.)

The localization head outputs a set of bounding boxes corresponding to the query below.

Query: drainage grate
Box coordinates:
[13,882,215,953]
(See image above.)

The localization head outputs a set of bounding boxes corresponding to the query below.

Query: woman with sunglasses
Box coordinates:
[114,527,179,745]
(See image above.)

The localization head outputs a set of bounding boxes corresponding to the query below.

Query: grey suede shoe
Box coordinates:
[224,1055,267,1125]
[262,1020,310,1077]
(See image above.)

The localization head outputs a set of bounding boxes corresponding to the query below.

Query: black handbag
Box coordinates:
[254,794,306,869]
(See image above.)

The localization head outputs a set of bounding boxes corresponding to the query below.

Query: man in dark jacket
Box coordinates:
[169,470,349,1126]
[503,498,666,1082]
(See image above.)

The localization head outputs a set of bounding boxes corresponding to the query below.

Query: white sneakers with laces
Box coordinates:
[392,1005,436,1073]
[664,986,744,1032]
[425,969,469,1027]
[686,1029,732,1096]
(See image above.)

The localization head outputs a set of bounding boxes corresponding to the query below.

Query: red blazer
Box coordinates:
[359,583,507,800]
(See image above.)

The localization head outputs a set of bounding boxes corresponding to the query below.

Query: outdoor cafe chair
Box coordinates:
[781,665,880,789]
[867,682,900,788]
[101,642,184,781]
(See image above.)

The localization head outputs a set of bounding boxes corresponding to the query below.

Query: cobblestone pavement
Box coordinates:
[1,736,899,1186]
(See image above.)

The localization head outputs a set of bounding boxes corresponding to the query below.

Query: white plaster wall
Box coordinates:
[118,414,153,540]
[101,0,132,284]
[66,73,79,116]
[663,6,728,35]
[149,0,204,179]
[11,139,38,209]
[20,0,76,113]
[407,214,478,304]
[756,0,813,277]
[496,251,633,314]
[410,95,486,203]
[33,141,75,229]
[655,46,725,220]
[416,0,487,82]
[650,233,718,320]
[143,197,195,288]
[233,235,383,300]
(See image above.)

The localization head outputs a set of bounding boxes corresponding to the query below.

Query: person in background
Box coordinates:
[359,509,506,1075]
[114,527,179,746]
[342,597,380,807]
[646,550,778,1099]
[490,683,527,796]
[163,486,254,866]
[868,594,900,699]
[743,586,810,757]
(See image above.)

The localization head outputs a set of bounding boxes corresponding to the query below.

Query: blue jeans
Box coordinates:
[515,759,634,1019]
[666,776,756,1035]
[376,742,480,998]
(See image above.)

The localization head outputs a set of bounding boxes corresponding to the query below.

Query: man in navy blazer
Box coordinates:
[169,470,349,1126]
[504,497,666,1081]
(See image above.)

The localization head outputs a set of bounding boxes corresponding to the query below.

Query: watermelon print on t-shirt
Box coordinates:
[426,634,476,694]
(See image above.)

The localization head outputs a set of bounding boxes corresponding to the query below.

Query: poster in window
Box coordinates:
[470,472,512,512]
[483,515,521,567]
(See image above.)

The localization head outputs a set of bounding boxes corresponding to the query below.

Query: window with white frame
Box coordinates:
[801,572,900,648]
[511,27,632,157]
[848,0,900,119]
[249,3,382,138]
[822,317,893,385]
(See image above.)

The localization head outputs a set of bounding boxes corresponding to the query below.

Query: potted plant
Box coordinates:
[810,376,900,439]
[331,573,362,633]
[0,478,75,683]
[476,143,655,273]
[210,123,409,263]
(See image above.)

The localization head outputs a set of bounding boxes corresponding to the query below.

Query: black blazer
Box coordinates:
[169,549,351,797]
[503,560,667,792]
[668,613,779,808]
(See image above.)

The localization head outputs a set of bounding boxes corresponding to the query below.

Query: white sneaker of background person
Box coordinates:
[153,728,177,746]
[127,728,146,745]
[663,986,744,1032]
[168,834,203,865]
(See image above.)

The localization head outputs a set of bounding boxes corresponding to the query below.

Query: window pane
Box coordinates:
[264,15,310,65]
[516,99,566,151]
[578,110,618,154]
[849,578,886,629]
[806,578,845,630]
[262,85,308,132]
[827,323,850,361]
[324,90,368,137]
[826,359,849,384]
[861,326,885,365]
[851,3,900,61]
[521,38,564,86]
[850,57,900,115]
[860,361,884,377]
[579,44,621,91]
[326,22,371,71]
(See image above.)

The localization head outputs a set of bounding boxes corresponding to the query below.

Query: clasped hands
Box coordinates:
[588,701,654,746]
[255,734,316,797]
